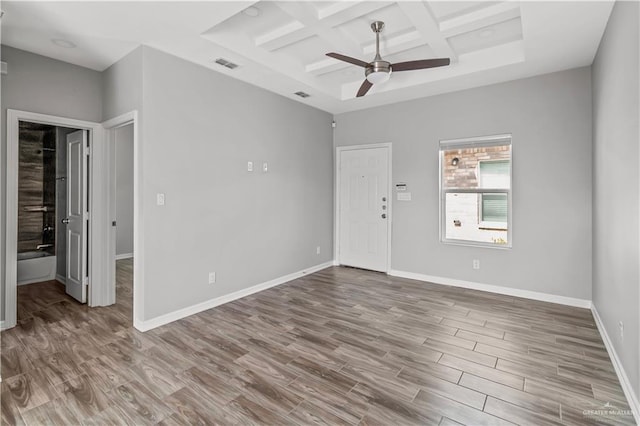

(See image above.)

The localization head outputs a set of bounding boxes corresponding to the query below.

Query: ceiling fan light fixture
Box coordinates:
[366,70,390,84]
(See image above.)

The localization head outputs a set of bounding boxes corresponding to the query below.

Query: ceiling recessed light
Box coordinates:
[242,6,261,17]
[51,38,76,48]
[478,28,495,39]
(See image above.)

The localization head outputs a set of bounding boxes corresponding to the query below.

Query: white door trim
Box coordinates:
[335,143,392,273]
[4,110,103,330]
[101,111,143,330]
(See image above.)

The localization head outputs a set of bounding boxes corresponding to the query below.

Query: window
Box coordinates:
[479,160,509,227]
[440,134,512,247]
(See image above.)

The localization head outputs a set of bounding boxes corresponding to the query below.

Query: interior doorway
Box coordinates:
[3,109,140,331]
[336,144,392,273]
[102,111,140,327]
[111,123,134,319]
[3,110,104,330]
[13,122,88,322]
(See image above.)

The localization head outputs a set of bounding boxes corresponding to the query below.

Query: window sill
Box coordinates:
[478,226,508,231]
[479,221,507,231]
[441,239,512,249]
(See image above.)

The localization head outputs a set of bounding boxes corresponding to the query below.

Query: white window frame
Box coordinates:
[439,134,512,249]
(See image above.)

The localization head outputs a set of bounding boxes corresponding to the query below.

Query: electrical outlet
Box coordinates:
[472,259,480,270]
[263,162,268,172]
[619,321,624,340]
[316,246,321,255]
[247,161,253,172]
[208,272,216,284]
[156,193,165,206]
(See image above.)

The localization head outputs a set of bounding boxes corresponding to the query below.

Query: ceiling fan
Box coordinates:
[326,21,451,97]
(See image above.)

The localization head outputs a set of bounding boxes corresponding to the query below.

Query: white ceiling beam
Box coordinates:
[317,1,395,26]
[258,1,395,53]
[439,2,521,38]
[255,23,316,52]
[362,29,423,56]
[396,2,456,61]
[273,2,363,56]
[255,21,305,47]
[305,58,350,76]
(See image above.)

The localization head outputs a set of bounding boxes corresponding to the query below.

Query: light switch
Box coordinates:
[263,162,268,172]
[397,192,412,201]
[247,161,253,172]
[156,193,165,206]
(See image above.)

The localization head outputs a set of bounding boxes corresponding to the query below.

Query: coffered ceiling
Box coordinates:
[1,1,614,113]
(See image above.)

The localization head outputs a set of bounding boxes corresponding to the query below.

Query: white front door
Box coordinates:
[65,130,88,303]
[338,146,390,272]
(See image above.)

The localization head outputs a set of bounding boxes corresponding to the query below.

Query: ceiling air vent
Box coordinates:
[214,58,238,70]
[294,91,310,98]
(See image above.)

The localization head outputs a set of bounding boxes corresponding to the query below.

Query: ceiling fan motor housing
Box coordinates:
[365,60,392,78]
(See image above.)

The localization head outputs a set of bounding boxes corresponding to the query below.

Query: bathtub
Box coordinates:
[17,251,57,285]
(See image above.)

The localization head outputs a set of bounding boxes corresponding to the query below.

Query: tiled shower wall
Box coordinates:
[18,122,56,254]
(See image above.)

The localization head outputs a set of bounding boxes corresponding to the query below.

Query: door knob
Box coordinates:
[382,197,386,202]
[381,214,387,219]
[62,218,70,224]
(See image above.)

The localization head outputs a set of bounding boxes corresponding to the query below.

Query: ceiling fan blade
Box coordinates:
[356,79,373,97]
[326,52,369,68]
[392,58,450,72]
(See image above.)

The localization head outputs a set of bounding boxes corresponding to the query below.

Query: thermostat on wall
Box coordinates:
[395,183,407,191]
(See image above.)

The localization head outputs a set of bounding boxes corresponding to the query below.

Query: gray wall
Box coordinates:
[0,46,102,321]
[115,124,134,257]
[102,47,143,122]
[3,44,333,325]
[592,1,640,398]
[334,67,593,300]
[139,47,333,319]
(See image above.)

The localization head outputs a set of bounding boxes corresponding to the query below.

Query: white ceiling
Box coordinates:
[1,1,614,114]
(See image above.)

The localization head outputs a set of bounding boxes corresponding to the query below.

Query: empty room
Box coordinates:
[1,1,638,425]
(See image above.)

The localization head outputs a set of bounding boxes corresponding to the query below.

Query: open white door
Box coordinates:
[65,130,88,303]
[338,146,390,272]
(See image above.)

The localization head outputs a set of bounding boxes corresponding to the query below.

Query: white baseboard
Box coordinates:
[0,321,6,331]
[17,276,57,286]
[388,269,592,309]
[55,274,66,284]
[591,305,640,423]
[134,261,334,332]
[115,253,133,260]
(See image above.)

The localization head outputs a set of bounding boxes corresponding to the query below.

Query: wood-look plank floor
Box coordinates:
[1,260,636,425]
